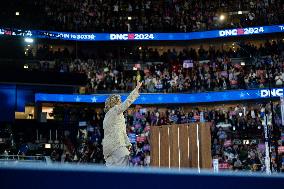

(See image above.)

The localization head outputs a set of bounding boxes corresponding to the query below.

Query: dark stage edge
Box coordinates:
[0,163,283,189]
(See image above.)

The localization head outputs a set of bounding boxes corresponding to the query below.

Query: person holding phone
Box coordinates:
[102,81,142,167]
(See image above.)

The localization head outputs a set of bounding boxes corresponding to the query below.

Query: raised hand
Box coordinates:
[136,80,143,89]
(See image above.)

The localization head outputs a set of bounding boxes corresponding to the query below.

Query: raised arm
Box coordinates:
[115,81,142,114]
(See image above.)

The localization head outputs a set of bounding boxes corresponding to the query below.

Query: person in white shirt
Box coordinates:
[102,81,142,167]
[275,73,283,86]
[144,151,151,166]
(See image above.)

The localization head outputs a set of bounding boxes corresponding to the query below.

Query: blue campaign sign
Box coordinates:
[35,88,284,104]
[0,24,284,41]
[128,133,137,144]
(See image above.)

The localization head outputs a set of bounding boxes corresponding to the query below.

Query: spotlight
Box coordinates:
[238,11,243,15]
[241,61,246,66]
[243,140,249,145]
[128,16,132,20]
[24,38,34,43]
[15,12,20,16]
[219,14,225,21]
[139,46,142,50]
[24,64,29,69]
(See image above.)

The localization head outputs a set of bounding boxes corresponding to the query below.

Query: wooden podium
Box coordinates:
[150,123,212,169]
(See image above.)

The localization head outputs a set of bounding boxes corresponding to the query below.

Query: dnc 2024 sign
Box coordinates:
[260,89,283,97]
[1,24,284,41]
[219,27,264,37]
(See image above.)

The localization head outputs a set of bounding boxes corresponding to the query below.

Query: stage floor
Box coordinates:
[0,163,284,189]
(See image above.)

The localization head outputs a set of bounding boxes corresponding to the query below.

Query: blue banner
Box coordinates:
[35,88,284,104]
[1,24,284,41]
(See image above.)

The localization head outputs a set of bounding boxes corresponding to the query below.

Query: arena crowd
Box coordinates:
[2,0,284,32]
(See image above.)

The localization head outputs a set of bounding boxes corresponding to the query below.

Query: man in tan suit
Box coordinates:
[102,81,142,167]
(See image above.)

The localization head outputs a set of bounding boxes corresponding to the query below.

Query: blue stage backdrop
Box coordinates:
[1,24,284,41]
[35,88,284,104]
[0,84,74,122]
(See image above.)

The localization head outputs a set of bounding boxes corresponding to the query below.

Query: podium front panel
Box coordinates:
[160,126,170,167]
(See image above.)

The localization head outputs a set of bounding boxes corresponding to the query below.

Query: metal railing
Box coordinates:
[0,155,52,164]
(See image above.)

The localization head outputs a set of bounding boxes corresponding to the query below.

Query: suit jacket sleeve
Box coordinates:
[115,87,140,115]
